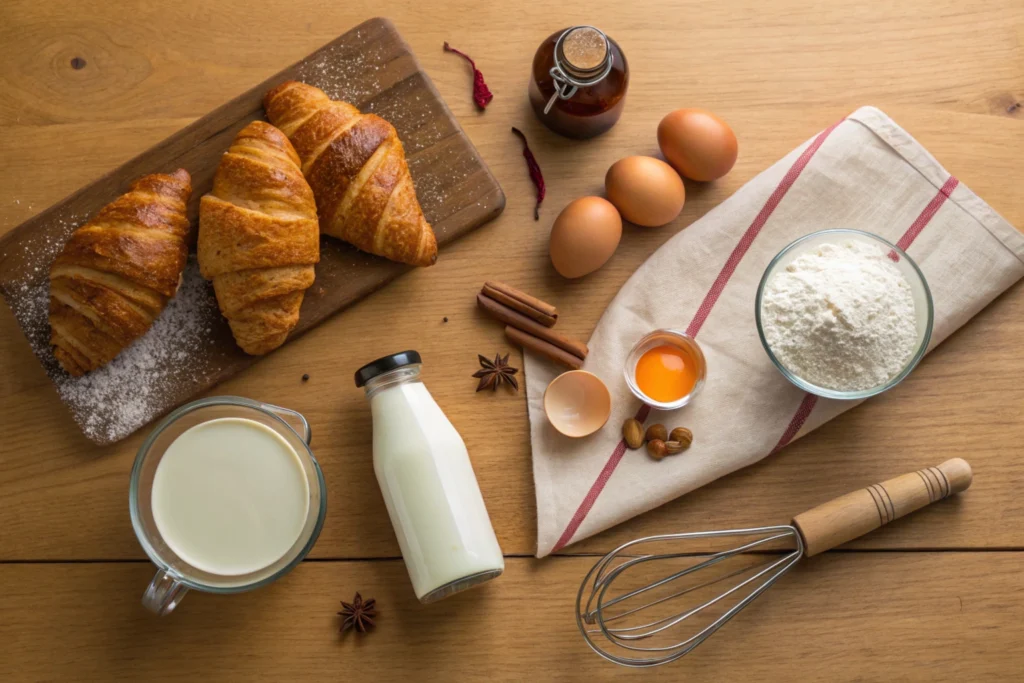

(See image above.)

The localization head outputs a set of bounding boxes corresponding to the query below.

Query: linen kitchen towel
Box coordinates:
[526,106,1024,557]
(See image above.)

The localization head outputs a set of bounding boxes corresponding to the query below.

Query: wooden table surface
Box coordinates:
[2,1,1023,680]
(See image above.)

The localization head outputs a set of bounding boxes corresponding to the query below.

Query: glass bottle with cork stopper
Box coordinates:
[528,26,629,139]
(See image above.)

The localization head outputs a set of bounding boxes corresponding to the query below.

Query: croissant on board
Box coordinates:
[48,169,192,377]
[263,80,438,267]
[198,121,320,355]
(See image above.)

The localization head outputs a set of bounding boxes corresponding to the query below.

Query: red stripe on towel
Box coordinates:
[774,175,959,451]
[889,176,959,261]
[896,176,959,253]
[549,405,651,554]
[549,121,844,554]
[686,121,843,338]
[769,394,818,454]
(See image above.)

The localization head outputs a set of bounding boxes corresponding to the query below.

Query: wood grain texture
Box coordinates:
[1,0,1023,678]
[793,458,973,556]
[0,17,504,444]
[0,554,1022,681]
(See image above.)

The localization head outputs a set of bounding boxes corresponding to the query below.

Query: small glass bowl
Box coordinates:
[624,329,707,410]
[755,229,934,400]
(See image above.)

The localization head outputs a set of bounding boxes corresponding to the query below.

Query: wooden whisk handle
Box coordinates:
[792,458,972,557]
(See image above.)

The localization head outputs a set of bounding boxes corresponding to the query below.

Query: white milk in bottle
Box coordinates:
[355,351,504,602]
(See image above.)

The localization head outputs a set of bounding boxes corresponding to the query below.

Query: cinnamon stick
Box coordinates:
[482,281,558,328]
[477,293,588,360]
[505,326,584,369]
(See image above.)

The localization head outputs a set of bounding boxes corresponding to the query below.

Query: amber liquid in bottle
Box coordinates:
[528,27,629,139]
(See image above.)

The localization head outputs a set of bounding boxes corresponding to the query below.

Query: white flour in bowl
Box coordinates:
[760,239,918,391]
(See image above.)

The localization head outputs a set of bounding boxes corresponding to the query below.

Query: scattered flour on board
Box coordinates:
[2,32,483,443]
[294,38,444,151]
[3,251,219,444]
[295,40,382,105]
[292,38,461,221]
[760,239,919,392]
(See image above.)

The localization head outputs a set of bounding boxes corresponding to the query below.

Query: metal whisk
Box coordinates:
[577,458,972,667]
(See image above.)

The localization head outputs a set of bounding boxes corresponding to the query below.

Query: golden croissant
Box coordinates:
[263,80,438,267]
[198,121,320,355]
[48,169,192,376]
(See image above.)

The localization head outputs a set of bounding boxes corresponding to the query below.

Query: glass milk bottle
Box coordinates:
[355,351,504,602]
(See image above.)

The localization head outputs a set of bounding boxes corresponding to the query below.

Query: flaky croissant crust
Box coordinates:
[49,169,192,376]
[264,81,437,267]
[198,121,320,355]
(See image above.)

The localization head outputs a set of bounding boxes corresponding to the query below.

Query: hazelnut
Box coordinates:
[647,439,667,460]
[622,418,644,450]
[645,424,668,443]
[669,427,693,449]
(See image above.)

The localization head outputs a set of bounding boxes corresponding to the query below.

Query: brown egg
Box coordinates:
[604,156,686,227]
[549,196,622,279]
[658,108,738,182]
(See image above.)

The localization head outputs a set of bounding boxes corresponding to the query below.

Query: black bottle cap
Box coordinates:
[354,350,422,388]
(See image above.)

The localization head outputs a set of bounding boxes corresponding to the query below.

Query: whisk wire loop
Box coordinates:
[576,524,805,667]
[578,460,972,667]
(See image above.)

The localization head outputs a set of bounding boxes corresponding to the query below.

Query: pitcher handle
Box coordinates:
[263,402,312,444]
[143,569,189,616]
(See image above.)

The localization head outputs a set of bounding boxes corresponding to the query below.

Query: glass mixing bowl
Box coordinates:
[755,229,934,400]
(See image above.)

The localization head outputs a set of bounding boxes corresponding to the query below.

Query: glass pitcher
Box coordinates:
[129,396,326,615]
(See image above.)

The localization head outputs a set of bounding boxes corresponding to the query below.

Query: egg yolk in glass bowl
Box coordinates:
[634,344,698,403]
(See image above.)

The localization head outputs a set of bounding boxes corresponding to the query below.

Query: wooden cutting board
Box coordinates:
[0,17,505,445]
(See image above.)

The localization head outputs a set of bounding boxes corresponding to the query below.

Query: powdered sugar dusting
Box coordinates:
[294,37,383,105]
[293,37,444,155]
[3,211,89,353]
[3,255,220,444]
[1,21,501,443]
[0,210,83,280]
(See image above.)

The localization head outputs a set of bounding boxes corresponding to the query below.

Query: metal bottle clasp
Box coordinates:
[544,66,580,115]
[542,25,613,116]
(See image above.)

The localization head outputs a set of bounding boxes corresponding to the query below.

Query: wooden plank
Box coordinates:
[0,554,1021,680]
[1,1,1023,678]
[0,16,505,444]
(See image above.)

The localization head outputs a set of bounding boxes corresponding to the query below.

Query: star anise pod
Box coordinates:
[338,592,376,634]
[473,353,519,392]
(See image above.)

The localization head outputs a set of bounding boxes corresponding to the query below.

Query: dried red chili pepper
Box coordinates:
[511,127,545,220]
[443,42,493,110]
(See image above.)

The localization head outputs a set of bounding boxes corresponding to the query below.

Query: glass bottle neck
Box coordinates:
[556,26,611,82]
[363,365,422,400]
[543,26,614,116]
